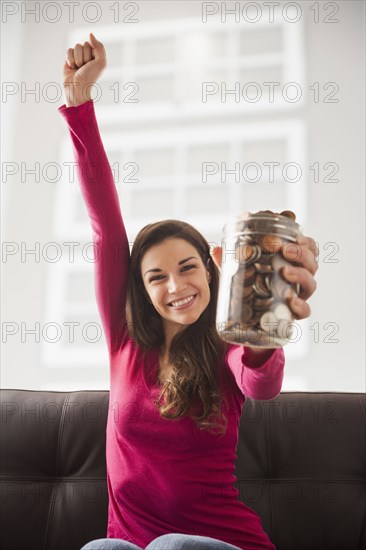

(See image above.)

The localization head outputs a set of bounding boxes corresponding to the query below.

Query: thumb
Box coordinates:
[211,246,222,270]
[89,32,105,59]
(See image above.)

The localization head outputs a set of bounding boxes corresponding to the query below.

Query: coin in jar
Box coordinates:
[253,273,272,298]
[271,277,292,300]
[280,210,296,221]
[240,303,253,323]
[260,311,278,332]
[253,296,274,310]
[231,281,254,300]
[271,252,289,271]
[254,262,272,273]
[277,318,295,340]
[234,264,256,284]
[258,234,283,253]
[273,303,292,320]
[235,243,253,263]
[256,251,273,265]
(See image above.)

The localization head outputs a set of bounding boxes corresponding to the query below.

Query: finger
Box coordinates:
[66,48,76,69]
[293,245,318,274]
[297,234,319,261]
[83,41,93,64]
[282,265,317,301]
[287,295,311,320]
[282,243,318,275]
[74,43,84,68]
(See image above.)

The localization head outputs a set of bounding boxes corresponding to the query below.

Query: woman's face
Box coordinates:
[141,237,212,335]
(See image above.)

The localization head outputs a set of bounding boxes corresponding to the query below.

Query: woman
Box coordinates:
[59,33,318,550]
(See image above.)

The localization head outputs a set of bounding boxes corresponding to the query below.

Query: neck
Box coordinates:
[159,347,169,364]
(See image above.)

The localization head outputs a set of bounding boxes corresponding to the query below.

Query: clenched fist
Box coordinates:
[63,32,107,107]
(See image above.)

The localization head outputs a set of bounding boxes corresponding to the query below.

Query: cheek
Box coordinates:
[149,288,163,306]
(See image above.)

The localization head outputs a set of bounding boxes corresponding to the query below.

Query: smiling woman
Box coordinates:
[126,222,232,432]
[59,32,318,550]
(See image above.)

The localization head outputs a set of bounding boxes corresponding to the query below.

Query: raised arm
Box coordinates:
[58,33,130,357]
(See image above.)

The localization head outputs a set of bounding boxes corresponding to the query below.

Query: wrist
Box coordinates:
[66,97,92,108]
[243,346,276,368]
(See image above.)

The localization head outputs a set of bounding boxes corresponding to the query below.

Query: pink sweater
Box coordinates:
[58,100,285,550]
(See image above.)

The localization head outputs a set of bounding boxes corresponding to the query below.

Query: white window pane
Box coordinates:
[186,144,230,175]
[241,140,287,165]
[239,65,284,89]
[180,31,228,61]
[105,42,124,66]
[138,75,175,102]
[239,28,283,55]
[66,272,94,303]
[135,148,175,177]
[187,68,228,102]
[60,314,103,347]
[241,181,288,212]
[187,185,229,214]
[207,32,228,59]
[97,79,121,106]
[131,189,175,217]
[136,37,175,64]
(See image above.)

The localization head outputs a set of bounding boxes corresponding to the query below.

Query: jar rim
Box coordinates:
[222,210,300,234]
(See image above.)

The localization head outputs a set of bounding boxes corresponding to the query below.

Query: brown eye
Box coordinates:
[149,275,164,282]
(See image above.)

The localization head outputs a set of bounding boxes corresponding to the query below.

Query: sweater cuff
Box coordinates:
[242,347,278,369]
[58,99,94,117]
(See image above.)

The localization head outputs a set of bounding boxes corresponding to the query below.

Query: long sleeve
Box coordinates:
[226,345,285,400]
[58,100,130,357]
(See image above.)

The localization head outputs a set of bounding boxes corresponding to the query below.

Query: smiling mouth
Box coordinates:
[168,294,198,308]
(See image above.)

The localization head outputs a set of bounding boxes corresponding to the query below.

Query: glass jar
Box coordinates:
[216,210,301,348]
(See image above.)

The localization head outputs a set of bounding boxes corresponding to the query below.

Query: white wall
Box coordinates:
[1,1,365,392]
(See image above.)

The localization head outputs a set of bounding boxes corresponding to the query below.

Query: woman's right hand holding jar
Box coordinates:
[280,230,318,320]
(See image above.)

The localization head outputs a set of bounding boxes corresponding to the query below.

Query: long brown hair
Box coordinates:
[126,219,235,435]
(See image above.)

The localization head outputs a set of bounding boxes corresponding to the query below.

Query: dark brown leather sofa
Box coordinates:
[1,389,365,550]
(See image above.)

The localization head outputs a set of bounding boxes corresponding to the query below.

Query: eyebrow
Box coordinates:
[144,256,198,277]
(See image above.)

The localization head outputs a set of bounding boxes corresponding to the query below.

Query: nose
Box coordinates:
[167,274,187,294]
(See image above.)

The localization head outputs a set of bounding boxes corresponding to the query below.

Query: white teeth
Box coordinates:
[170,295,195,307]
